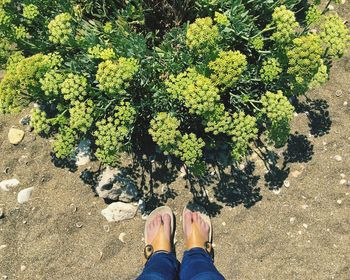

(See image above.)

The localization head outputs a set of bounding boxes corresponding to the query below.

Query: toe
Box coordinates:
[192,212,199,223]
[162,214,172,241]
[184,210,193,236]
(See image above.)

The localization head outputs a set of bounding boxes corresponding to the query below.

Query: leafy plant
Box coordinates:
[0,0,349,175]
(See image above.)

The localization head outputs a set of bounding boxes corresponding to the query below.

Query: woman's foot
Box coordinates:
[146,213,172,253]
[183,209,210,250]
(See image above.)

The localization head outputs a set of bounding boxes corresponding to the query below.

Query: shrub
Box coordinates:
[0,0,349,174]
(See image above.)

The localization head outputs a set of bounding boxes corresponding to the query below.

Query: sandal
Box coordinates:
[183,203,213,258]
[144,206,175,261]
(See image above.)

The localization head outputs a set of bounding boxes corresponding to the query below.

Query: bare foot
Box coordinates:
[184,210,210,250]
[146,213,172,252]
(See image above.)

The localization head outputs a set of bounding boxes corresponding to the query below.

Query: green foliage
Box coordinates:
[0,0,349,173]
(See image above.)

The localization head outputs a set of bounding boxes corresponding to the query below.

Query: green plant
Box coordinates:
[0,0,349,175]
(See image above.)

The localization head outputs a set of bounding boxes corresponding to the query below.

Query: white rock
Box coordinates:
[222,222,226,226]
[272,189,281,195]
[344,101,348,106]
[179,165,187,178]
[334,155,342,162]
[283,180,290,188]
[0,245,7,250]
[74,139,91,166]
[118,232,126,243]
[337,199,342,205]
[301,204,309,210]
[17,187,34,204]
[303,223,308,229]
[340,179,347,185]
[0,178,20,192]
[8,128,25,144]
[101,202,137,222]
[0,208,3,219]
[290,217,296,224]
[20,265,26,272]
[291,170,302,178]
[96,167,139,202]
[340,174,346,179]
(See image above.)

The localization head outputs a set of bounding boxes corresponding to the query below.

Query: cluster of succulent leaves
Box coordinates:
[0,0,349,175]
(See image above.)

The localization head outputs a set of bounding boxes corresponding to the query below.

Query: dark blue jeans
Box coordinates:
[137,248,225,280]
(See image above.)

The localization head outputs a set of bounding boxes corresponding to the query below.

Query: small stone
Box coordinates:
[283,180,290,188]
[334,155,342,162]
[179,166,187,178]
[0,245,7,250]
[290,217,296,224]
[17,187,34,204]
[272,189,281,195]
[303,223,308,229]
[328,4,334,10]
[74,139,91,166]
[103,225,110,232]
[0,208,3,219]
[2,275,8,279]
[0,178,20,192]
[101,202,137,222]
[337,199,342,205]
[119,232,126,243]
[301,204,309,210]
[293,112,298,117]
[344,101,348,106]
[340,174,346,179]
[8,128,25,144]
[340,179,347,185]
[19,116,30,126]
[291,170,302,178]
[335,90,343,97]
[75,222,83,228]
[20,265,26,272]
[222,222,226,226]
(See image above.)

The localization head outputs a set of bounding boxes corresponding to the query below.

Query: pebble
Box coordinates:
[0,208,3,219]
[301,204,309,210]
[340,179,347,185]
[340,174,346,179]
[101,202,138,222]
[75,222,83,228]
[8,128,25,144]
[20,265,26,272]
[17,187,34,204]
[222,222,226,226]
[335,89,343,97]
[337,199,342,205]
[103,225,110,232]
[74,139,91,166]
[272,189,281,195]
[0,178,20,191]
[0,245,7,250]
[290,217,296,224]
[334,155,342,162]
[19,116,30,126]
[303,224,308,229]
[283,180,290,188]
[344,101,348,106]
[118,232,126,243]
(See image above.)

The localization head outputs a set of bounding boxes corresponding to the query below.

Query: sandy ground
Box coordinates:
[1,4,350,280]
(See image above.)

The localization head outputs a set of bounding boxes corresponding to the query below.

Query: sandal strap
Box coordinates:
[204,241,214,260]
[144,244,154,260]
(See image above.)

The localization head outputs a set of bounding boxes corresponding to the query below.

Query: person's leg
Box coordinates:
[180,210,225,280]
[180,248,224,280]
[137,207,179,280]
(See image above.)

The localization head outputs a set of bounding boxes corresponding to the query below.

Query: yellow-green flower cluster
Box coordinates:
[205,105,233,135]
[52,127,77,159]
[61,73,88,101]
[260,58,282,83]
[149,112,181,155]
[214,12,229,26]
[305,5,322,25]
[88,45,115,60]
[166,68,220,116]
[0,7,10,25]
[209,50,247,89]
[174,133,205,167]
[96,57,139,95]
[69,100,94,133]
[230,112,258,161]
[104,22,113,33]
[30,108,51,134]
[0,34,11,63]
[251,36,264,51]
[320,14,350,58]
[261,91,294,123]
[48,13,73,44]
[261,90,294,147]
[94,102,136,165]
[40,69,65,96]
[308,60,328,89]
[186,17,219,52]
[23,4,39,19]
[287,33,323,85]
[13,25,28,39]
[271,5,299,45]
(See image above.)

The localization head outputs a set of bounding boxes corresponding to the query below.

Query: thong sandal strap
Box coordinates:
[204,241,214,260]
[144,245,170,261]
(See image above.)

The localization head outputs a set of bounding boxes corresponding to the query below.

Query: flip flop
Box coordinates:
[183,203,213,256]
[144,206,174,260]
